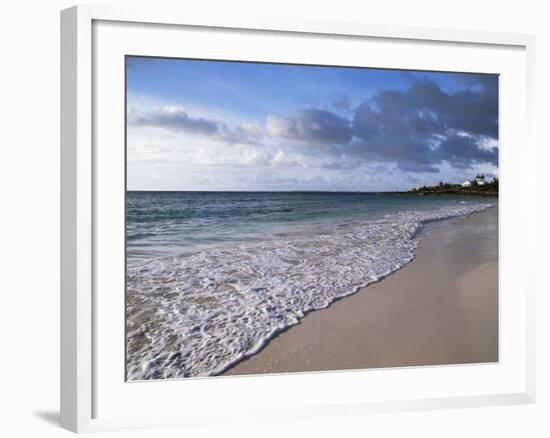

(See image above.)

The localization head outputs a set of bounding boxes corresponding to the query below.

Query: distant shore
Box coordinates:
[405,178,498,196]
[224,205,498,376]
[381,190,498,197]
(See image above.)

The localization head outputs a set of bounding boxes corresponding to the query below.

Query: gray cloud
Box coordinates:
[332,93,352,111]
[348,75,498,172]
[130,106,220,134]
[267,109,352,145]
[438,134,498,168]
[129,105,260,145]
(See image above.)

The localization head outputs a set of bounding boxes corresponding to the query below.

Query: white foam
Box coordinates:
[126,203,491,380]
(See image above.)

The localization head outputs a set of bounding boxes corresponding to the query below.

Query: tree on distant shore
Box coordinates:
[408,174,497,195]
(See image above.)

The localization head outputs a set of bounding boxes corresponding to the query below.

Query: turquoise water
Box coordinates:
[126,191,491,262]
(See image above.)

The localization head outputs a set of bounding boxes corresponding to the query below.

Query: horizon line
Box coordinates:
[126,189,408,193]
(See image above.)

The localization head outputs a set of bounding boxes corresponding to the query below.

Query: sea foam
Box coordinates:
[126,203,491,380]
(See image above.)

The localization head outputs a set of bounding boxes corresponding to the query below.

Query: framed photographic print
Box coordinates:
[61,5,536,433]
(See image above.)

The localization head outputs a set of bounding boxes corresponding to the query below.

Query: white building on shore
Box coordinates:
[461,181,472,187]
[475,175,487,186]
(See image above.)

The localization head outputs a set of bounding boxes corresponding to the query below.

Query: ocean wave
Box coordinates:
[126,203,491,380]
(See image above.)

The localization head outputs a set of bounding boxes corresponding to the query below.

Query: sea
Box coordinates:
[126,191,494,380]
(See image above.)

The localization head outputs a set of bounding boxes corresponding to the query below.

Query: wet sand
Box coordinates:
[224,205,498,376]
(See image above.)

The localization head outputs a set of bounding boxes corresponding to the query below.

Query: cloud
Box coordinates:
[130,105,219,134]
[128,75,498,176]
[438,133,498,168]
[332,93,352,111]
[266,109,352,145]
[348,76,498,171]
[395,162,440,173]
[129,105,259,145]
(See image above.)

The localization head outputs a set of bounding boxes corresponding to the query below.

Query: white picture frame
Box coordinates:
[60,4,537,433]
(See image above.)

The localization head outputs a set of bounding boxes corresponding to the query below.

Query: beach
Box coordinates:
[224,205,498,376]
[126,192,497,380]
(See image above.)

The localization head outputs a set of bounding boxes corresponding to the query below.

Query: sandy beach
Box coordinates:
[224,205,498,376]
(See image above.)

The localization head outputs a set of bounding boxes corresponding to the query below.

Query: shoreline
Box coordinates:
[224,205,498,376]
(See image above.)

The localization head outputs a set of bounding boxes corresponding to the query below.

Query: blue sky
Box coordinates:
[126,56,498,191]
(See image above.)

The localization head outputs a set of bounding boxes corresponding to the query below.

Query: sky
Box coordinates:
[126,56,498,192]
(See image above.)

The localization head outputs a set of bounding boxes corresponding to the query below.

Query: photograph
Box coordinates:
[125,56,499,381]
